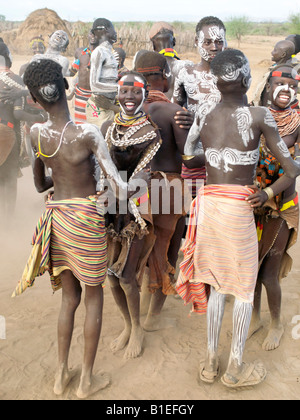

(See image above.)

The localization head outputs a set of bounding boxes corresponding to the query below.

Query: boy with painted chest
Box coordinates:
[177,49,300,388]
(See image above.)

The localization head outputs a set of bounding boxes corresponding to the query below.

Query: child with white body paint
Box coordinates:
[172,16,226,196]
[251,64,300,351]
[177,49,300,388]
[13,59,146,399]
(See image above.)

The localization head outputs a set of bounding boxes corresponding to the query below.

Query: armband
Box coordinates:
[263,187,274,200]
[181,154,195,161]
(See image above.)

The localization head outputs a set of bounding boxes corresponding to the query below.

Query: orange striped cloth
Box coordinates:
[181,164,206,197]
[176,184,258,313]
[12,196,107,297]
[74,86,92,124]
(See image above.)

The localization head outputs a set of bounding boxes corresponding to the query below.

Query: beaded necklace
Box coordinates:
[269,108,300,138]
[114,111,148,127]
[106,119,157,149]
[102,115,161,232]
[159,48,180,60]
[36,120,72,158]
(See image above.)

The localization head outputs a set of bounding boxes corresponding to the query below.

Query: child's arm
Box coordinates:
[87,125,149,199]
[247,108,300,207]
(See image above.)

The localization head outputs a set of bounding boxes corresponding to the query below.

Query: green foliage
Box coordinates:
[288,13,300,33]
[225,16,252,46]
[0,15,5,22]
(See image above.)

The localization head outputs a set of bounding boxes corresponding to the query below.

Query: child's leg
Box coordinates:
[222,298,266,388]
[77,283,109,398]
[54,270,82,395]
[200,287,226,382]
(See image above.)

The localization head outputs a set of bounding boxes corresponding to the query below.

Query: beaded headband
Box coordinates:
[271,70,300,81]
[136,66,163,75]
[118,80,146,89]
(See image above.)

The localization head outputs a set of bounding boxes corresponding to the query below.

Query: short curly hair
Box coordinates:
[23,58,63,91]
[196,16,226,34]
[210,48,248,79]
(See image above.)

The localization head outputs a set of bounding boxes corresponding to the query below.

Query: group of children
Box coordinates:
[1,16,300,398]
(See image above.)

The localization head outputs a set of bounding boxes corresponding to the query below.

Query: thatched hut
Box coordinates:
[2,8,75,54]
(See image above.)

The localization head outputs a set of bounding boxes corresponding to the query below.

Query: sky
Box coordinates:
[0,0,299,23]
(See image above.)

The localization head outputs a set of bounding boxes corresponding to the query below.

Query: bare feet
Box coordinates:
[221,361,267,388]
[110,326,131,353]
[53,365,76,396]
[76,372,110,399]
[124,326,144,359]
[262,324,284,351]
[247,318,263,340]
[143,314,161,332]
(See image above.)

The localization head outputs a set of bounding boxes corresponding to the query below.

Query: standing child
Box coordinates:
[12,59,144,398]
[251,64,300,351]
[177,49,300,388]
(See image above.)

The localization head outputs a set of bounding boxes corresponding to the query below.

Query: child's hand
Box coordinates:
[245,185,268,208]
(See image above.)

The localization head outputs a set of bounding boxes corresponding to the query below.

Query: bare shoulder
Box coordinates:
[74,47,84,57]
[78,123,103,140]
[148,100,181,116]
[250,105,276,127]
[172,59,194,75]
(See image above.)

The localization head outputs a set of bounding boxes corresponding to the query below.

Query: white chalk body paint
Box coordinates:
[234,107,254,147]
[205,147,259,173]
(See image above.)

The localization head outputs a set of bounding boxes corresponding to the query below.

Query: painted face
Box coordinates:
[31,41,45,55]
[49,30,69,52]
[118,74,146,115]
[195,25,225,62]
[269,70,298,109]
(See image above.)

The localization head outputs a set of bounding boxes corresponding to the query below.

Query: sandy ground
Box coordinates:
[1,36,300,401]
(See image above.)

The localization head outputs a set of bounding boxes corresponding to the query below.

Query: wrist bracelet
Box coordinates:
[182,154,195,161]
[263,187,274,200]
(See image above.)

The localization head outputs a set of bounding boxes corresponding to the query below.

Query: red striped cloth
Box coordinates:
[181,164,206,197]
[12,196,107,297]
[176,184,258,313]
[74,86,92,124]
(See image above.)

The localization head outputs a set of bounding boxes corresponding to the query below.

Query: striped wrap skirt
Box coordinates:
[176,184,258,313]
[12,196,107,296]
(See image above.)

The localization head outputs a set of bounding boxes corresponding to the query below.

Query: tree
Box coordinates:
[226,16,252,48]
[288,13,300,34]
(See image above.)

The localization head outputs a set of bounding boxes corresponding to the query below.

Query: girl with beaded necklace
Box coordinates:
[100,71,161,359]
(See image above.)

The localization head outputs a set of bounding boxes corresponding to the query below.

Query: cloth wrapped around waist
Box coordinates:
[12,196,107,297]
[256,192,299,282]
[176,184,258,313]
[146,172,191,295]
